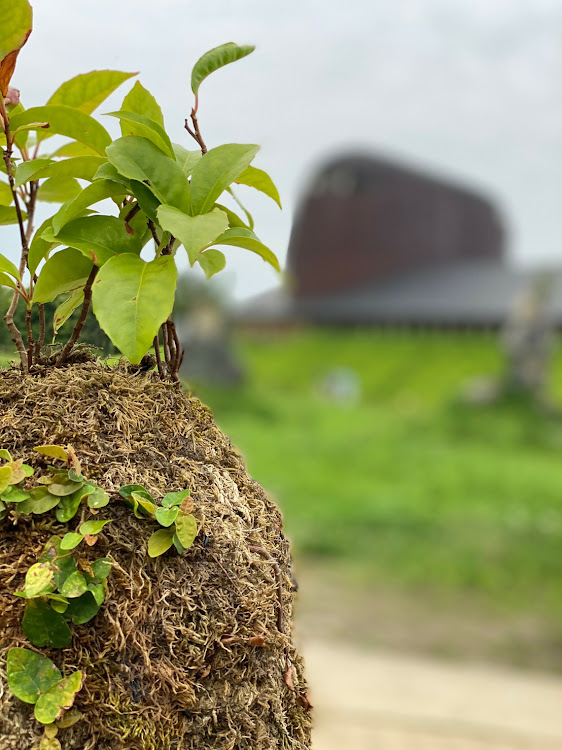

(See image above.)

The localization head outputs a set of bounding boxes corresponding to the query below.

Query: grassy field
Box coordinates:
[195,330,562,636]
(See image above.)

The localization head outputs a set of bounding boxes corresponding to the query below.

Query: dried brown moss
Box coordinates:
[0,362,311,750]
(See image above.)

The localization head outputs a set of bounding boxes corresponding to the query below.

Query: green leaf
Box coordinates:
[0,251,20,280]
[47,594,68,614]
[64,592,100,624]
[33,248,93,304]
[213,227,280,271]
[93,161,131,189]
[28,217,61,276]
[25,562,55,597]
[0,464,12,493]
[191,42,255,95]
[22,600,71,648]
[79,519,111,536]
[47,70,137,114]
[40,735,61,750]
[129,179,160,224]
[155,506,179,527]
[157,205,228,264]
[120,81,164,126]
[50,555,77,592]
[37,177,82,204]
[130,491,156,516]
[175,514,198,549]
[172,534,185,554]
[50,179,128,234]
[105,111,173,157]
[26,487,62,514]
[0,181,13,206]
[198,248,226,279]
[87,486,109,509]
[60,533,83,551]
[34,445,68,461]
[0,449,12,461]
[2,487,30,503]
[15,156,106,186]
[0,205,26,225]
[147,527,175,557]
[162,489,190,508]
[189,143,259,215]
[226,186,254,230]
[34,671,83,724]
[59,571,88,598]
[50,141,99,159]
[9,106,111,155]
[0,271,17,290]
[0,182,12,207]
[53,290,84,336]
[118,484,148,499]
[92,254,177,364]
[172,144,201,176]
[52,215,142,267]
[0,0,32,62]
[106,136,190,211]
[55,484,93,523]
[21,463,34,477]
[91,558,112,581]
[6,648,61,705]
[87,583,104,607]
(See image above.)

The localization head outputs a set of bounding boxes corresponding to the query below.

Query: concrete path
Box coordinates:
[304,640,562,749]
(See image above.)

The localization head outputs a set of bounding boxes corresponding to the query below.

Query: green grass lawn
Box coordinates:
[195,329,562,627]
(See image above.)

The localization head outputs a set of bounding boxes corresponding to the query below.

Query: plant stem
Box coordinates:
[35,302,45,359]
[184,96,208,155]
[56,266,98,365]
[153,333,164,379]
[0,97,29,370]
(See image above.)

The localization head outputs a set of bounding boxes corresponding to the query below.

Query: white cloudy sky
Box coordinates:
[9,0,562,299]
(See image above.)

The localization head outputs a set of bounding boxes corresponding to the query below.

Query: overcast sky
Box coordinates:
[10,0,562,299]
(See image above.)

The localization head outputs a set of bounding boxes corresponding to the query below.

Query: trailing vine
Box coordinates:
[1,445,196,747]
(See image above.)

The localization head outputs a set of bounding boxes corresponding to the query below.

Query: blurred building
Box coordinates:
[239,153,562,328]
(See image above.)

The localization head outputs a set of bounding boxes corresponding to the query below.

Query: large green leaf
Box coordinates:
[172,144,201,176]
[0,272,17,290]
[106,136,190,211]
[0,181,12,205]
[105,111,173,157]
[0,251,20,279]
[64,591,101,624]
[6,648,61,704]
[156,205,228,264]
[37,177,81,204]
[15,156,106,186]
[34,671,83,724]
[0,0,32,61]
[47,70,136,114]
[50,179,128,234]
[0,0,31,96]
[28,217,61,275]
[226,186,254,230]
[213,227,280,270]
[214,203,250,230]
[129,180,159,224]
[52,216,142,266]
[33,248,93,304]
[0,205,26,225]
[92,254,177,363]
[22,600,71,648]
[191,43,255,95]
[9,107,111,155]
[120,81,164,127]
[50,141,99,159]
[197,249,226,279]
[235,165,281,208]
[189,143,259,215]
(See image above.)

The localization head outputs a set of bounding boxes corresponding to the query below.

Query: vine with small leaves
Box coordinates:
[1,0,281,382]
[1,444,196,747]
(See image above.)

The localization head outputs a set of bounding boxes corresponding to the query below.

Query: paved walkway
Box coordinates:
[304,641,562,749]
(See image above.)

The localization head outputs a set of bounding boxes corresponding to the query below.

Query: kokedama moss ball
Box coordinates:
[0,362,311,750]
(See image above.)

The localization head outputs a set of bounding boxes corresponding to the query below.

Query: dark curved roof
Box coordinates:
[287,153,505,298]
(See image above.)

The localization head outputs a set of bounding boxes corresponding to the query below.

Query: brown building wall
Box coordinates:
[287,155,505,298]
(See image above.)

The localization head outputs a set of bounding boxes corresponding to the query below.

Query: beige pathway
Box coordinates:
[303,640,562,750]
